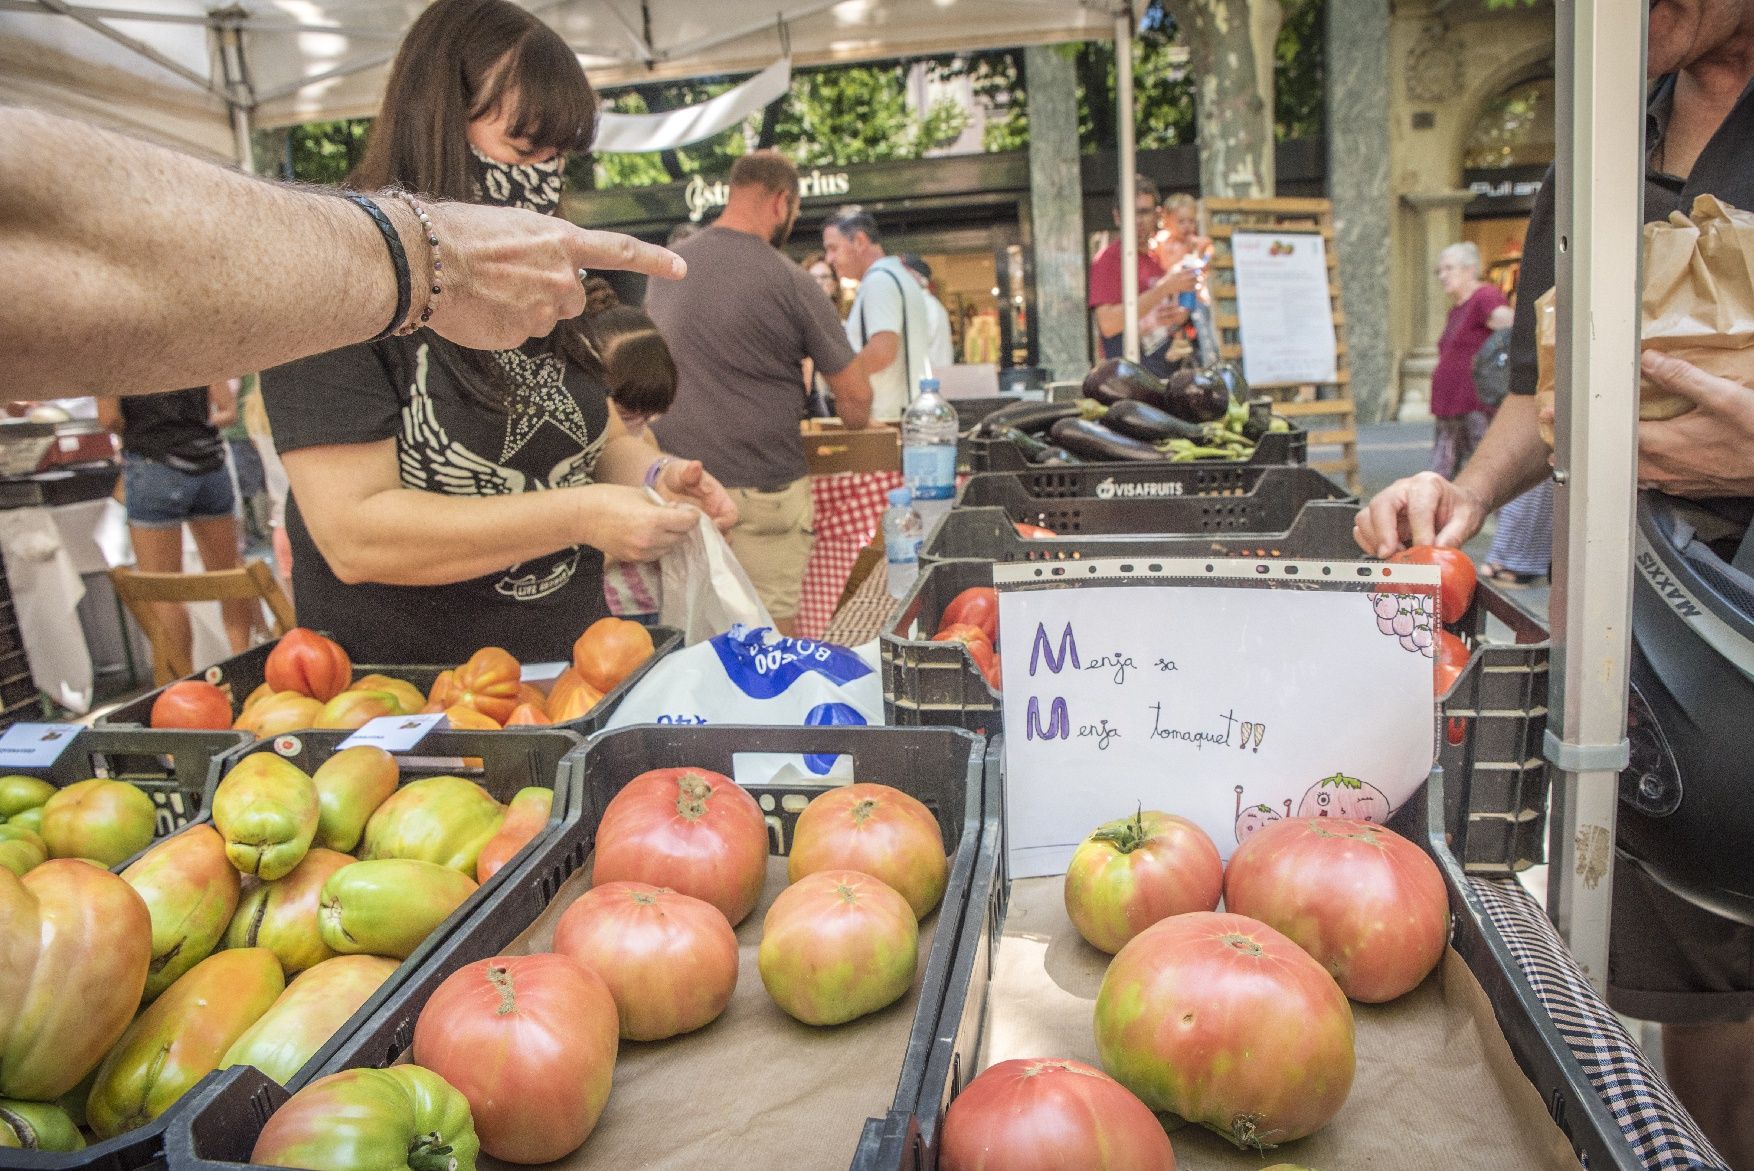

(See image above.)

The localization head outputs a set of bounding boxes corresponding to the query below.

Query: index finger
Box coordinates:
[569,227,687,281]
[1403,477,1442,549]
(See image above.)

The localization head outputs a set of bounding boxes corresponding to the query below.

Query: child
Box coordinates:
[592,305,677,625]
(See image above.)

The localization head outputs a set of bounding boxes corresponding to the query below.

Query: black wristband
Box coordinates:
[343,193,411,342]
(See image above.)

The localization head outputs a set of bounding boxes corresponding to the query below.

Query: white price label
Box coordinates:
[338,713,448,753]
[0,723,79,768]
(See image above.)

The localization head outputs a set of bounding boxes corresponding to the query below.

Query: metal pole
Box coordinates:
[1544,0,1644,993]
[1115,6,1141,363]
[231,104,254,172]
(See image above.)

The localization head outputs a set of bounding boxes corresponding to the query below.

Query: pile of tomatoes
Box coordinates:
[253,769,951,1169]
[941,808,1449,1170]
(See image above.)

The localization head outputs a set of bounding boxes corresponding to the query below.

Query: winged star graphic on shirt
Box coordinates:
[398,344,607,601]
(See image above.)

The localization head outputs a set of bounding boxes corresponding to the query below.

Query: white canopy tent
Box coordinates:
[0,0,1647,985]
[0,0,1137,163]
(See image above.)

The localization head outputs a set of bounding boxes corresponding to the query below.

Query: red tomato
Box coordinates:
[758,869,918,1026]
[941,1058,1177,1171]
[1223,817,1449,1004]
[979,652,1003,693]
[1063,809,1223,955]
[1388,546,1477,625]
[449,646,521,724]
[264,628,352,702]
[149,680,232,730]
[1094,911,1355,1148]
[573,617,654,693]
[938,586,999,644]
[1434,629,1471,696]
[788,783,948,919]
[1014,522,1058,539]
[411,953,618,1164]
[932,624,996,675]
[552,881,738,1041]
[591,767,768,926]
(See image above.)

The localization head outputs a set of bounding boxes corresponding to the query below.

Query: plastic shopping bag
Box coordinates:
[657,506,773,644]
[605,624,885,782]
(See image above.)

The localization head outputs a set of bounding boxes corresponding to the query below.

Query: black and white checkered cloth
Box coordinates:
[1469,876,1730,1171]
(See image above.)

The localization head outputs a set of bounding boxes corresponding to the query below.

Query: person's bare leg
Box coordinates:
[129,524,194,670]
[1663,1020,1754,1169]
[189,514,256,652]
[772,614,798,637]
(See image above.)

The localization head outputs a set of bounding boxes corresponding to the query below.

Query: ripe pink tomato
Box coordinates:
[411,953,618,1164]
[552,881,738,1041]
[1223,817,1449,1003]
[787,783,948,919]
[591,767,768,926]
[1062,809,1223,954]
[1094,911,1355,1150]
[940,1057,1177,1171]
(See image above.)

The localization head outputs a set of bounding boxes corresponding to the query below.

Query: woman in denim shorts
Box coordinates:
[100,382,254,669]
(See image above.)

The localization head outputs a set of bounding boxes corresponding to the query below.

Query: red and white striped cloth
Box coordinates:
[796,470,902,639]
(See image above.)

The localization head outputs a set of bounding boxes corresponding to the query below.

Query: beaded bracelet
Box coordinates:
[342,193,410,342]
[643,455,674,490]
[383,189,443,335]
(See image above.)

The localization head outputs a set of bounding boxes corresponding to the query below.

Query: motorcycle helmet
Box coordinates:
[1617,490,1754,925]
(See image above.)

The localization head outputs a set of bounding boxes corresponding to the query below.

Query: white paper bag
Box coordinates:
[657,506,774,644]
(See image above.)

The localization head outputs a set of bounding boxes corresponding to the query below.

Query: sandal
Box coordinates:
[1480,564,1546,588]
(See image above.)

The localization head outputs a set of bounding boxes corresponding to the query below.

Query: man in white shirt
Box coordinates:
[822,208,932,420]
[900,254,956,374]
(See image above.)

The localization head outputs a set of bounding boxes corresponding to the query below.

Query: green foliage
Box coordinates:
[281,118,372,185]
[1276,0,1326,141]
[1073,31,1198,152]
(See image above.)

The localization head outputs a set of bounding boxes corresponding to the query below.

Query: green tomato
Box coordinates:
[251,1065,478,1171]
[0,1098,84,1151]
[0,776,55,819]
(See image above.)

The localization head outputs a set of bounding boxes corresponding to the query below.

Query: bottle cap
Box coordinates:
[887,487,913,507]
[919,378,940,393]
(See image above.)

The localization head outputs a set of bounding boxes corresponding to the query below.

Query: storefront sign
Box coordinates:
[994,558,1439,878]
[1231,231,1340,387]
[684,168,852,222]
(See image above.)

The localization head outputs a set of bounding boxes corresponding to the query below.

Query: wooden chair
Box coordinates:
[110,559,295,684]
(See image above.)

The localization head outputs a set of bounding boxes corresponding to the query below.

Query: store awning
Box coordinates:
[0,0,1138,163]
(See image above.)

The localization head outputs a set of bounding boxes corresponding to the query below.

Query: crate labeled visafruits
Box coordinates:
[960,418,1307,475]
[163,724,996,1171]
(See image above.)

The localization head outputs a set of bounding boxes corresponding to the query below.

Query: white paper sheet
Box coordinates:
[1231,230,1340,386]
[996,558,1440,878]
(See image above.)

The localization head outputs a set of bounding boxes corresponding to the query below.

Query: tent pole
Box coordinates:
[231,103,254,172]
[1116,5,1140,362]
[1543,0,1645,993]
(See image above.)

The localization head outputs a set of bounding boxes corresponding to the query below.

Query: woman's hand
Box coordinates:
[580,484,701,563]
[655,458,739,533]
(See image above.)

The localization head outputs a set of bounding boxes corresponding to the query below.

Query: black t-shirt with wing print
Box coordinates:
[261,335,610,665]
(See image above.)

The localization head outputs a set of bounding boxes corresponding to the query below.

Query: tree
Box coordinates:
[1161,0,1285,196]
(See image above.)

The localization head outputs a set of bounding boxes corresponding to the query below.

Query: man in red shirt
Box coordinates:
[1087,176,1197,378]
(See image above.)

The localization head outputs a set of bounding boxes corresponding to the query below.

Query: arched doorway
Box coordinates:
[1461,75,1556,303]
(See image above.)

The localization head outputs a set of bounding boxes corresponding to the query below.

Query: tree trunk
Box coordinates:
[1164,0,1283,198]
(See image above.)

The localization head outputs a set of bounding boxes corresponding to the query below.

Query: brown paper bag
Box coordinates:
[1536,287,1558,447]
[1538,193,1754,447]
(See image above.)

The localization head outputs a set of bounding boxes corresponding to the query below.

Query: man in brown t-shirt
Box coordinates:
[648,152,873,634]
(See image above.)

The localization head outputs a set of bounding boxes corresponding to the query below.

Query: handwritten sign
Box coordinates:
[996,558,1440,878]
[1231,231,1339,386]
[338,713,448,754]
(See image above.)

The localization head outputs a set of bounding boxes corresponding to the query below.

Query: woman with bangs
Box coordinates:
[261,0,735,664]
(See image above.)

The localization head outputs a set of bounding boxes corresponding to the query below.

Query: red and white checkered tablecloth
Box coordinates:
[796,470,902,639]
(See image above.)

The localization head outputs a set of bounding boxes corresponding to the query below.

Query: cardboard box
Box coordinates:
[801,420,900,476]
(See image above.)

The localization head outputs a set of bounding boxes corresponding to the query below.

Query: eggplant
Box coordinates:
[1241,396,1275,442]
[1081,358,1168,410]
[1048,417,1167,462]
[975,399,1082,438]
[1160,361,1241,424]
[1102,399,1210,443]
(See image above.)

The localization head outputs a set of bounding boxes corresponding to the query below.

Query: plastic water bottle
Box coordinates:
[882,487,925,599]
[901,377,958,531]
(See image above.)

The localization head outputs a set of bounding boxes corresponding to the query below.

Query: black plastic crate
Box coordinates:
[0,726,249,839]
[0,645,39,714]
[923,495,1360,563]
[883,546,1554,876]
[960,419,1306,475]
[163,724,989,1171]
[0,727,581,1171]
[953,465,1350,535]
[98,628,682,737]
[948,396,1020,433]
[890,764,1644,1171]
